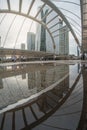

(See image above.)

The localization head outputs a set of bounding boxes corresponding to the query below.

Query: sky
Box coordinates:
[0,0,81,55]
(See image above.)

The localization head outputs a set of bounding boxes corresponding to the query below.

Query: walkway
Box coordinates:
[0,60,87,130]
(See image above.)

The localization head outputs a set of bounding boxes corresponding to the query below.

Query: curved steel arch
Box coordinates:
[53,1,80,6]
[3,15,17,47]
[0,0,80,49]
[42,0,80,48]
[0,10,56,51]
[0,14,7,25]
[58,7,81,20]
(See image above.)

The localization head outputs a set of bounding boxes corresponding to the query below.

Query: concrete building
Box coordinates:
[27,32,35,51]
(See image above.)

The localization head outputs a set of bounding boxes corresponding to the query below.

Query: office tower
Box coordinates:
[59,20,69,55]
[40,9,48,52]
[21,43,25,50]
[27,32,35,51]
[0,79,3,89]
[0,36,1,47]
[35,7,48,52]
[35,6,59,53]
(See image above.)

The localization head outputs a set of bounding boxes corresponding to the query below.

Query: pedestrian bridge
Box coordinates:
[0,48,56,58]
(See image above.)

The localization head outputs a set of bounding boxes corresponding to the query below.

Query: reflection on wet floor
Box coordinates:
[0,62,86,130]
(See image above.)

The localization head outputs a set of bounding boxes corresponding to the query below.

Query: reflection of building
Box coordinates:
[21,43,25,50]
[59,20,69,55]
[27,32,35,51]
[0,36,1,47]
[37,70,69,113]
[0,64,70,110]
[0,79,3,89]
[27,72,36,89]
[37,95,51,112]
[40,70,46,88]
[22,74,26,79]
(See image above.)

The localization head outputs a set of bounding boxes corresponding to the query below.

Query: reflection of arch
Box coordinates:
[0,0,80,50]
[0,71,81,130]
[77,65,87,130]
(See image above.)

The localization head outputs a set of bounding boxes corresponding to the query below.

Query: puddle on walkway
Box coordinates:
[0,63,84,130]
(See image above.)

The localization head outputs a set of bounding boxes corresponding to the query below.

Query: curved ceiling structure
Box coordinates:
[0,0,81,54]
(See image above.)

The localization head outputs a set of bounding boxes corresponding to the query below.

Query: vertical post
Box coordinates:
[53,44,56,60]
[64,32,65,55]
[77,46,79,57]
[0,36,1,47]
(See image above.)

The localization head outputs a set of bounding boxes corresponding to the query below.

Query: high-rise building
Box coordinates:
[59,20,69,55]
[35,6,48,52]
[21,43,25,50]
[0,78,3,89]
[40,8,48,52]
[0,36,1,47]
[35,6,60,54]
[27,32,35,51]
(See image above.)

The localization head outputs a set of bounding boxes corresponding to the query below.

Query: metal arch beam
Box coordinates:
[7,0,11,10]
[3,15,17,47]
[0,10,56,50]
[59,7,81,20]
[0,14,7,25]
[68,22,81,34]
[55,1,80,6]
[14,18,26,49]
[35,3,46,18]
[64,15,81,28]
[53,29,70,38]
[41,9,53,21]
[49,21,60,30]
[51,25,67,34]
[42,0,80,47]
[19,0,22,13]
[46,14,59,25]
[27,0,35,15]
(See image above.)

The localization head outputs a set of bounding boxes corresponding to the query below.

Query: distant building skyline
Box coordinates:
[21,43,25,50]
[59,20,69,55]
[27,32,35,51]
[40,8,48,52]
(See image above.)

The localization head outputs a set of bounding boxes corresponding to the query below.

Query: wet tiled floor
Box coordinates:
[0,60,87,130]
